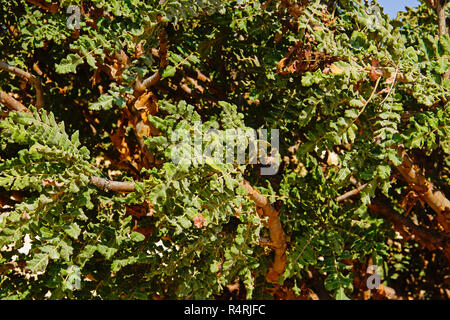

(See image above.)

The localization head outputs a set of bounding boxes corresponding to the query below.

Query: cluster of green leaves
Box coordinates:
[0,106,265,299]
[140,100,266,298]
[151,0,449,298]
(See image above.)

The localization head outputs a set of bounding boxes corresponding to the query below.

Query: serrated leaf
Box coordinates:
[86,53,97,69]
[162,66,176,78]
[89,95,114,111]
[27,253,49,273]
[55,54,83,74]
[64,223,81,239]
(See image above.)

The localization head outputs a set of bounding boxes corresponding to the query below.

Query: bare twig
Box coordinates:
[336,183,368,202]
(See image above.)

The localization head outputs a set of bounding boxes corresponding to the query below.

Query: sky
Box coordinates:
[377,0,421,18]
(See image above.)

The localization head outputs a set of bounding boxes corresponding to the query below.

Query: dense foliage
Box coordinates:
[0,0,449,299]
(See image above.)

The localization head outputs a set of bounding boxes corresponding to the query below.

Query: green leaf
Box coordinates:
[377,165,391,179]
[130,232,145,242]
[86,54,97,69]
[27,253,49,273]
[210,261,220,273]
[162,66,176,78]
[89,95,114,111]
[55,54,84,74]
[301,73,314,87]
[97,244,118,259]
[64,223,81,240]
[41,245,60,260]
[178,216,192,229]
[335,287,350,300]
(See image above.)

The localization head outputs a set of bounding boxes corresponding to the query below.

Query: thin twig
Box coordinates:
[335,183,368,202]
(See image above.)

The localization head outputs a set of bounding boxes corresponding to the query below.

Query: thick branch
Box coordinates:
[89,176,136,192]
[0,90,28,112]
[436,0,448,37]
[396,148,450,232]
[134,71,161,93]
[0,61,44,108]
[241,181,287,283]
[424,0,448,37]
[133,28,168,95]
[369,196,450,261]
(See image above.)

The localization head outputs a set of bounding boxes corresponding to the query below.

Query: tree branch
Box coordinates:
[134,71,161,93]
[0,90,28,112]
[87,177,288,281]
[369,195,450,261]
[241,180,288,283]
[26,0,59,13]
[89,176,136,192]
[336,183,368,202]
[423,0,448,37]
[133,28,168,95]
[0,61,44,108]
[436,0,448,37]
[395,147,450,232]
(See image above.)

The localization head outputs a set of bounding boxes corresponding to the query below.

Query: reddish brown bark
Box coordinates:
[0,61,44,108]
[241,181,288,283]
[396,148,450,233]
[0,90,28,112]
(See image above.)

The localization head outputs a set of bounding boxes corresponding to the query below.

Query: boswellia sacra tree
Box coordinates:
[0,0,449,300]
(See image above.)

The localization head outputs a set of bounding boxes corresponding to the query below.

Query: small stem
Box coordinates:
[335,183,368,202]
